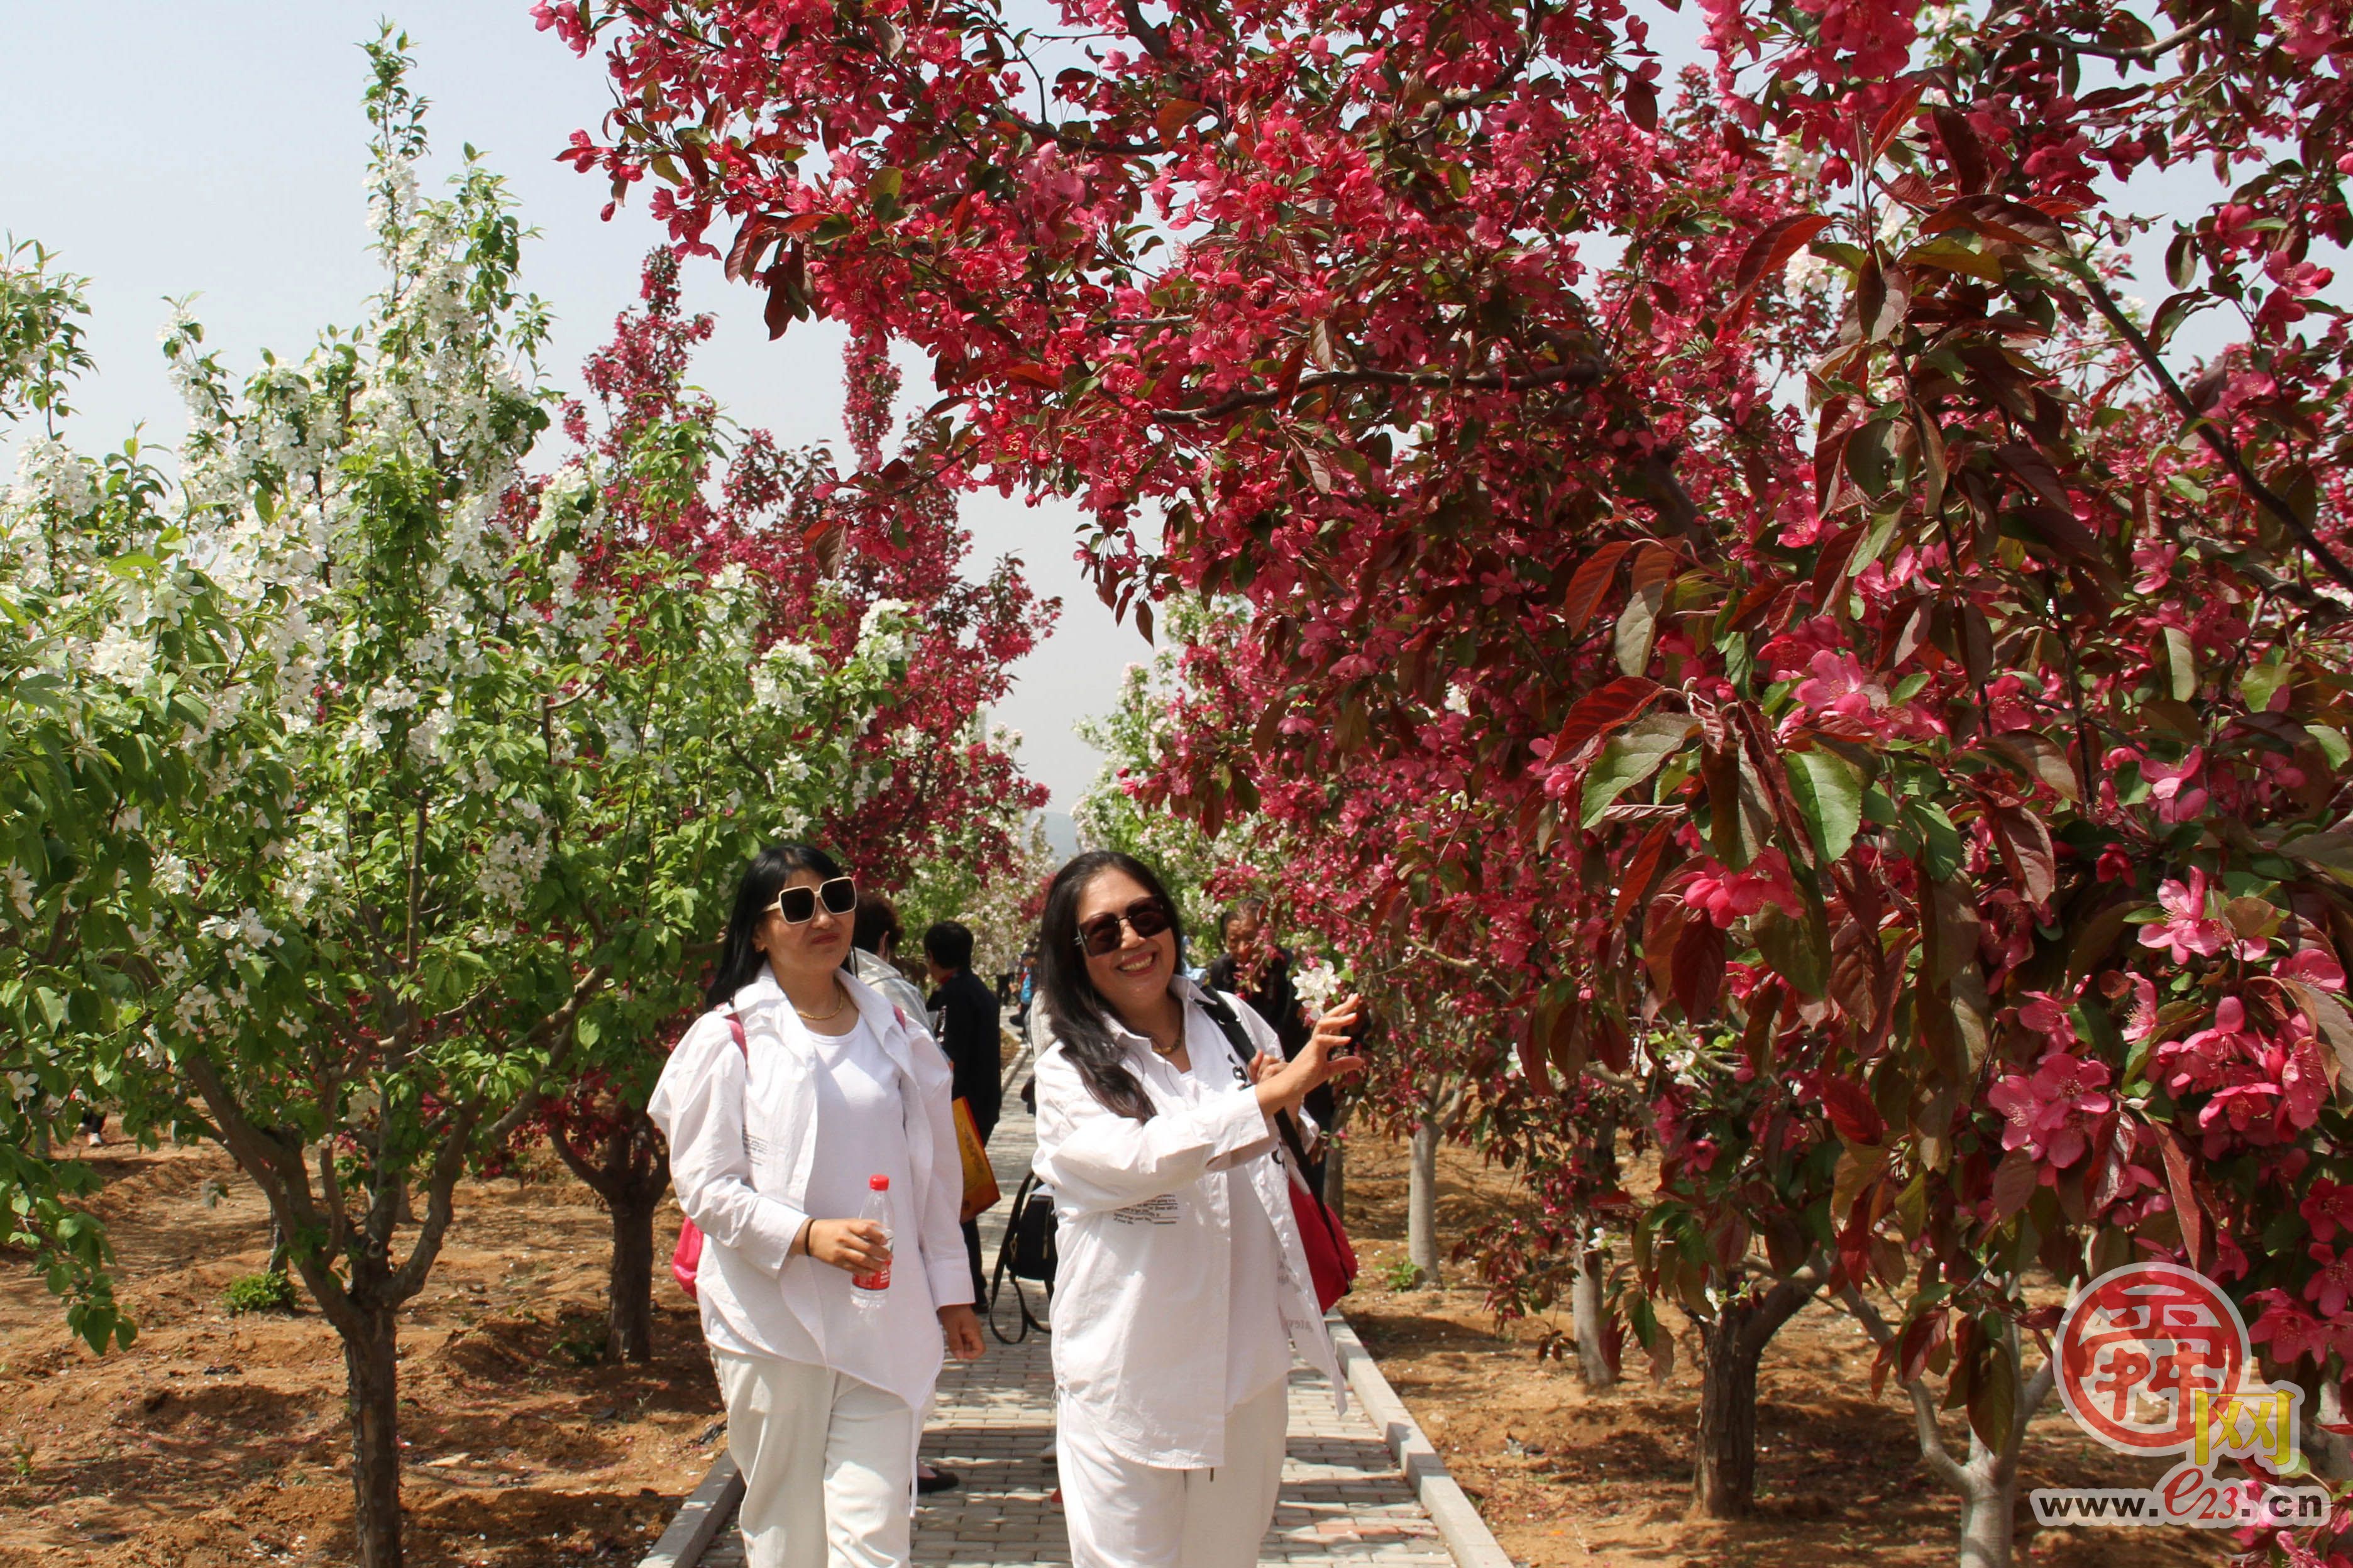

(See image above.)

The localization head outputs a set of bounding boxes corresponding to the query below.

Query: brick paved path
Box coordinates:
[702,1043,1450,1567]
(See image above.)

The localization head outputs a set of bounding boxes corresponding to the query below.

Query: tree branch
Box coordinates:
[388,962,605,1300]
[1152,357,1604,425]
[2013,6,2224,64]
[2067,261,2353,597]
[1739,1253,1826,1359]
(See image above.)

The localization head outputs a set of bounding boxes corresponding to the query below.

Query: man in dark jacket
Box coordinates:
[923,920,1003,1302]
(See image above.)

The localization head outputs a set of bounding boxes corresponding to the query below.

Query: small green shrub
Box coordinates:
[222,1270,298,1315]
[551,1312,607,1367]
[1381,1258,1426,1291]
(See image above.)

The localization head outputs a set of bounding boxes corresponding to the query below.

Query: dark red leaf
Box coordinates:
[1671,917,1726,1019]
[1870,84,1925,160]
[1990,804,2056,904]
[1624,79,1658,133]
[1991,1148,2040,1219]
[1821,1075,1886,1146]
[2159,1134,2209,1271]
[1733,213,1832,297]
[1550,676,1663,759]
[1614,826,1673,928]
[1561,540,1635,633]
[1929,106,1988,192]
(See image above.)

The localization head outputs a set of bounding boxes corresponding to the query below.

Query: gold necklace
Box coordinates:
[794,981,849,1023]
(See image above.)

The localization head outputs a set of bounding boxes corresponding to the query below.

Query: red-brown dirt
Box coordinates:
[1337,1131,2220,1567]
[0,1139,719,1568]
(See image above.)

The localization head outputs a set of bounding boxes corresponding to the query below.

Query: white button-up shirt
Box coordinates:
[649,968,972,1413]
[1032,977,1345,1468]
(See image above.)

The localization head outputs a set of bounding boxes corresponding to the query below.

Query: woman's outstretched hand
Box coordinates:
[1255,994,1366,1117]
[802,1217,891,1274]
[939,1303,985,1361]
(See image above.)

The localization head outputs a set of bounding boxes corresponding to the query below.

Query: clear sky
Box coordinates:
[0,1,1142,813]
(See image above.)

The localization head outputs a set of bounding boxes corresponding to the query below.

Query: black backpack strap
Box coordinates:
[1195,989,1315,1174]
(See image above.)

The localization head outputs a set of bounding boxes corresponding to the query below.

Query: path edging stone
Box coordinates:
[636,1450,743,1568]
[1328,1312,1516,1568]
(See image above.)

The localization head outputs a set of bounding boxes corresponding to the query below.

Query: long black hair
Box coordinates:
[705,842,849,1009]
[1037,850,1189,1122]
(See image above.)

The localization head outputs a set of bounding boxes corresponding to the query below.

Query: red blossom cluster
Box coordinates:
[543,0,2353,1550]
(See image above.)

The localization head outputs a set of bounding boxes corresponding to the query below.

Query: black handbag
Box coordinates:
[988,1171,1058,1343]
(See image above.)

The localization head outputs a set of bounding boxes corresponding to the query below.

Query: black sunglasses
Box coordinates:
[766,877,857,926]
[1076,898,1175,957]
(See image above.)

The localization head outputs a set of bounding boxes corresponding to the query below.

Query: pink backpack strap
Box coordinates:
[724,1009,747,1055]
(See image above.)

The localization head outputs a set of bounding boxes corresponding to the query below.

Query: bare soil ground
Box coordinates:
[1336,1131,2220,1568]
[0,1139,719,1568]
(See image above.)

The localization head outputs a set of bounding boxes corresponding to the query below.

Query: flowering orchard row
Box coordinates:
[544,0,2353,1560]
[0,34,1045,1568]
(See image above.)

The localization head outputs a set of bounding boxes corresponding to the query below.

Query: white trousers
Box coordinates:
[714,1351,917,1568]
[1058,1377,1289,1568]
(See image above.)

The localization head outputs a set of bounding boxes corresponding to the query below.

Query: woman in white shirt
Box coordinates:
[649,843,985,1568]
[1030,850,1363,1568]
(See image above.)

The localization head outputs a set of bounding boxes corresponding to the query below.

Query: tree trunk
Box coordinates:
[1689,1271,1820,1520]
[2304,1375,2353,1483]
[1570,1240,1616,1390]
[1847,1287,2051,1568]
[546,1105,671,1364]
[1406,1117,1441,1286]
[1953,1446,2018,1568]
[343,1307,405,1568]
[1690,1303,1765,1518]
[607,1178,659,1363]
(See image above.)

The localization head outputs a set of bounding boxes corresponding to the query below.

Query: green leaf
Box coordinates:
[1907,801,1964,882]
[2162,625,2196,701]
[1579,713,1697,828]
[1785,747,1866,864]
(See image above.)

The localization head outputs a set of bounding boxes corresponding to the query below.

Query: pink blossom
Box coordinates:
[2280,948,2348,991]
[2120,974,2159,1043]
[1987,1049,2113,1170]
[2247,1290,2336,1362]
[2137,868,2229,963]
[2141,748,2209,825]
[1682,851,1802,929]
[2301,1179,2353,1243]
[2017,990,2079,1049]
[2155,994,2253,1097]
[2307,1244,2353,1320]
[1791,649,1885,721]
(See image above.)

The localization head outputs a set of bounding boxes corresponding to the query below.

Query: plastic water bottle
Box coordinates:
[850,1174,892,1310]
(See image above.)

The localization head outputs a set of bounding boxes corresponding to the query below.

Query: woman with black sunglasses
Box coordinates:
[648,843,985,1568]
[1029,850,1364,1567]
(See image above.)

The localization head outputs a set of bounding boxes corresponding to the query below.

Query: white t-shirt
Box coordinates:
[697,1016,940,1409]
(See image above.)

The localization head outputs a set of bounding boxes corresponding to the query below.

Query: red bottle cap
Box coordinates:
[869,1174,890,1191]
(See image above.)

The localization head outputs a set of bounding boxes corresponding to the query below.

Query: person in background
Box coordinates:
[850,889,964,1498]
[1203,901,1328,1190]
[1013,945,1039,1032]
[923,919,1004,1302]
[649,843,984,1567]
[851,892,936,1038]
